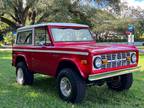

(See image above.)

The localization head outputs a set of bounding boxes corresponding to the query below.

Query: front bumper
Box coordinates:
[88,66,141,81]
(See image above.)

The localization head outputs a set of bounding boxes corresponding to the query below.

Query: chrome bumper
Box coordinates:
[88,66,141,81]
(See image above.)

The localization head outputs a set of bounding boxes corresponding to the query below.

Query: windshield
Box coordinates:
[51,28,93,42]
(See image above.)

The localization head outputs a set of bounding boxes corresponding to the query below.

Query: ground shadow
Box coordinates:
[30,75,58,96]
[28,75,138,106]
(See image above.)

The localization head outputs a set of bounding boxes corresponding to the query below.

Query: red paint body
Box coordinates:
[12,24,139,80]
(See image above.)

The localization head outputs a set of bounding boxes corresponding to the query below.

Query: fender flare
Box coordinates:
[57,58,87,79]
[15,54,29,68]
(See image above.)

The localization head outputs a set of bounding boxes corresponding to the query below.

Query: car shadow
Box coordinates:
[30,75,58,96]
[29,75,136,106]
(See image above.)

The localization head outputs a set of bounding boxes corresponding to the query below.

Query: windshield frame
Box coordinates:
[50,26,94,43]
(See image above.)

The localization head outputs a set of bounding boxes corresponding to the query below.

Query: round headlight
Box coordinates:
[93,57,102,69]
[131,53,136,63]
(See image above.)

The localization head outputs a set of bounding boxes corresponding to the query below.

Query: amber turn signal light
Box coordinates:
[127,56,131,61]
[102,59,108,65]
[81,60,88,65]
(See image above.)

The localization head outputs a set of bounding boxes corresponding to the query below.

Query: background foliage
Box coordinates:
[0,0,144,45]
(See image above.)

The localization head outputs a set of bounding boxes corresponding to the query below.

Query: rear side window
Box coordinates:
[16,30,32,45]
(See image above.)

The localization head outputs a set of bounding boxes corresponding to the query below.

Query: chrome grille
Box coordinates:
[99,52,134,69]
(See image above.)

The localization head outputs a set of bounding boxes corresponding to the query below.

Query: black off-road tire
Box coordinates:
[16,62,34,85]
[106,73,133,91]
[57,68,86,103]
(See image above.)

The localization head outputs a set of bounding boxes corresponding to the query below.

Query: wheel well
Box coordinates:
[16,56,26,66]
[56,60,83,79]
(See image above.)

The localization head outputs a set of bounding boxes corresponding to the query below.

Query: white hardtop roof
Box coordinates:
[17,23,89,31]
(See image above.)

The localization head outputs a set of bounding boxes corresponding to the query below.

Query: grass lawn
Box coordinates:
[0,51,144,108]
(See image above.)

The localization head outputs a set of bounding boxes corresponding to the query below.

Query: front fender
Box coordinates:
[58,58,89,79]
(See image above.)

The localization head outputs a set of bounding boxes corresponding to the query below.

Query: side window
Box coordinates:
[16,30,32,45]
[34,27,50,46]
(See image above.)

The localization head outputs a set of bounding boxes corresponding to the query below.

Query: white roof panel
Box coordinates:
[17,23,89,31]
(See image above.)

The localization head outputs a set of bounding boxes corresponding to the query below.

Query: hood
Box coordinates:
[60,43,137,54]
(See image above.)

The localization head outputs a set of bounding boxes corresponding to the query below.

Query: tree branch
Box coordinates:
[0,16,18,29]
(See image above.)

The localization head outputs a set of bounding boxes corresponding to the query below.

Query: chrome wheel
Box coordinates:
[60,77,72,97]
[16,68,24,85]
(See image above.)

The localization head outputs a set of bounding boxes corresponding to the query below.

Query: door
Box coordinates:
[31,26,53,75]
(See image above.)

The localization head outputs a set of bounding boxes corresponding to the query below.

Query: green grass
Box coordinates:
[0,51,144,108]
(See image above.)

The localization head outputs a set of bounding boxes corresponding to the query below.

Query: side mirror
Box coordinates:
[39,41,46,46]
[39,41,52,46]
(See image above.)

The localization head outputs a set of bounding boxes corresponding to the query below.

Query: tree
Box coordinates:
[0,0,41,29]
[0,0,123,44]
[48,0,118,27]
[0,0,121,29]
[120,1,144,19]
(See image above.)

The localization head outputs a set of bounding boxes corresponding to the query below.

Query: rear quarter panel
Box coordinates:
[12,46,33,70]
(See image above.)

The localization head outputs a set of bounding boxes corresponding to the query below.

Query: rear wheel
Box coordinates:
[106,73,133,91]
[16,62,34,85]
[57,68,86,103]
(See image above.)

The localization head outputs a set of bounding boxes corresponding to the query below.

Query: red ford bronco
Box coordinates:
[12,23,140,103]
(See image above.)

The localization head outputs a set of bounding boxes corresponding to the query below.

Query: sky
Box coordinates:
[121,0,144,9]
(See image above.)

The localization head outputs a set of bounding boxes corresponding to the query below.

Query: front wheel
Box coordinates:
[57,68,86,103]
[106,73,133,91]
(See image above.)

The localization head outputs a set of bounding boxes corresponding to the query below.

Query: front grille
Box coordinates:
[98,52,135,69]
